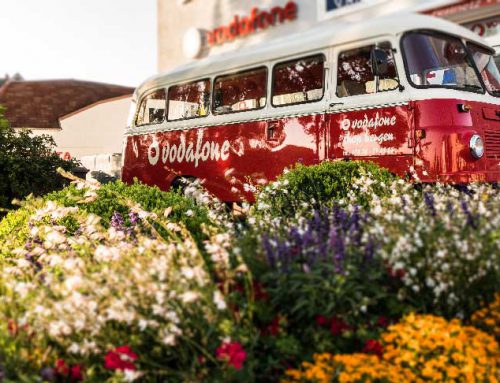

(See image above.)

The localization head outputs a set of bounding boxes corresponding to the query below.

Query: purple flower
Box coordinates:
[460,200,477,229]
[129,211,140,225]
[261,204,376,275]
[424,192,436,217]
[111,211,125,229]
[40,366,55,381]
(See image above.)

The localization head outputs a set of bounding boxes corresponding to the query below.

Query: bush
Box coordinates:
[45,180,218,245]
[367,182,500,318]
[0,178,252,383]
[382,314,499,381]
[258,205,404,353]
[253,160,396,220]
[282,314,499,382]
[0,105,78,212]
[471,293,500,341]
[282,353,413,383]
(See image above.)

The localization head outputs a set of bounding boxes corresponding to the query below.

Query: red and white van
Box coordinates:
[122,14,500,202]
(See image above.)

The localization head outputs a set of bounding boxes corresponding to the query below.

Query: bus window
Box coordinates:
[272,55,325,106]
[213,68,267,114]
[136,89,166,126]
[337,42,399,97]
[167,79,211,121]
[402,32,482,93]
[467,43,500,97]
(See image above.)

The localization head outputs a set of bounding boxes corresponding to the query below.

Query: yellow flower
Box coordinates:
[471,293,500,341]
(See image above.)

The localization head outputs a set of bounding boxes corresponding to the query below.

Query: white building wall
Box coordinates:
[157,0,464,72]
[56,95,132,159]
[157,0,500,72]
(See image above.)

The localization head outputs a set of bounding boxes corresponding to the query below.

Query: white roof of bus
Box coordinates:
[137,13,489,97]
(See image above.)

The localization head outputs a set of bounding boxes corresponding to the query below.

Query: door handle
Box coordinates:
[328,102,344,111]
[267,123,277,140]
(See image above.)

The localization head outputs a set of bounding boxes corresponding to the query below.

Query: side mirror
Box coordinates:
[372,48,390,77]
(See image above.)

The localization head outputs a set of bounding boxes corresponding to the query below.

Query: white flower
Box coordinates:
[68,343,81,354]
[45,229,67,246]
[185,209,194,217]
[95,245,121,262]
[123,370,143,382]
[162,333,176,346]
[213,290,227,310]
[181,267,195,280]
[181,291,199,303]
[64,276,84,291]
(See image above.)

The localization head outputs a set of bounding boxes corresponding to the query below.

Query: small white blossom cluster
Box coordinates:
[181,178,234,231]
[367,182,500,316]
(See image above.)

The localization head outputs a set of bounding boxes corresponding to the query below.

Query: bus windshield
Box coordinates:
[402,32,483,93]
[467,43,500,96]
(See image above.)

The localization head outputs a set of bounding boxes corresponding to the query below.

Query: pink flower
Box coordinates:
[216,341,247,370]
[104,345,138,371]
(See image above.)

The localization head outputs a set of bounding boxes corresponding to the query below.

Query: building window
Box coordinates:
[213,67,267,114]
[167,79,211,121]
[136,89,166,126]
[272,55,325,106]
[337,42,399,97]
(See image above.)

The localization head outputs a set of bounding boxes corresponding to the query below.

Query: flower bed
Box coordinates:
[0,162,498,382]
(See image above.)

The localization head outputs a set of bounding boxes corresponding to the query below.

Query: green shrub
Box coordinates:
[48,180,217,245]
[253,161,396,220]
[0,180,220,258]
[0,105,78,212]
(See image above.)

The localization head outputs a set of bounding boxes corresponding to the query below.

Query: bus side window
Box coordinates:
[213,67,267,114]
[337,42,399,97]
[272,55,325,106]
[136,89,166,126]
[167,79,211,121]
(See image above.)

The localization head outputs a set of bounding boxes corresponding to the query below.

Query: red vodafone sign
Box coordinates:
[206,1,298,46]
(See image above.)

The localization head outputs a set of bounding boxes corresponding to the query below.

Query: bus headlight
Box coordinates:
[469,134,484,159]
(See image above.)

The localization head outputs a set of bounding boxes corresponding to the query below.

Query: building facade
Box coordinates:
[0,79,133,179]
[157,0,500,73]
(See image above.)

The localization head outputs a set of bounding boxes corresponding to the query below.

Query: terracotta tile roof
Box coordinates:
[0,79,134,129]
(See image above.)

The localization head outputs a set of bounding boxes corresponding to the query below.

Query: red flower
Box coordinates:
[387,266,406,279]
[376,316,390,328]
[70,365,83,381]
[362,339,384,358]
[55,359,70,375]
[7,319,18,336]
[263,316,283,336]
[315,315,329,327]
[104,345,138,371]
[253,282,269,301]
[330,316,350,336]
[54,360,83,382]
[216,341,247,370]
